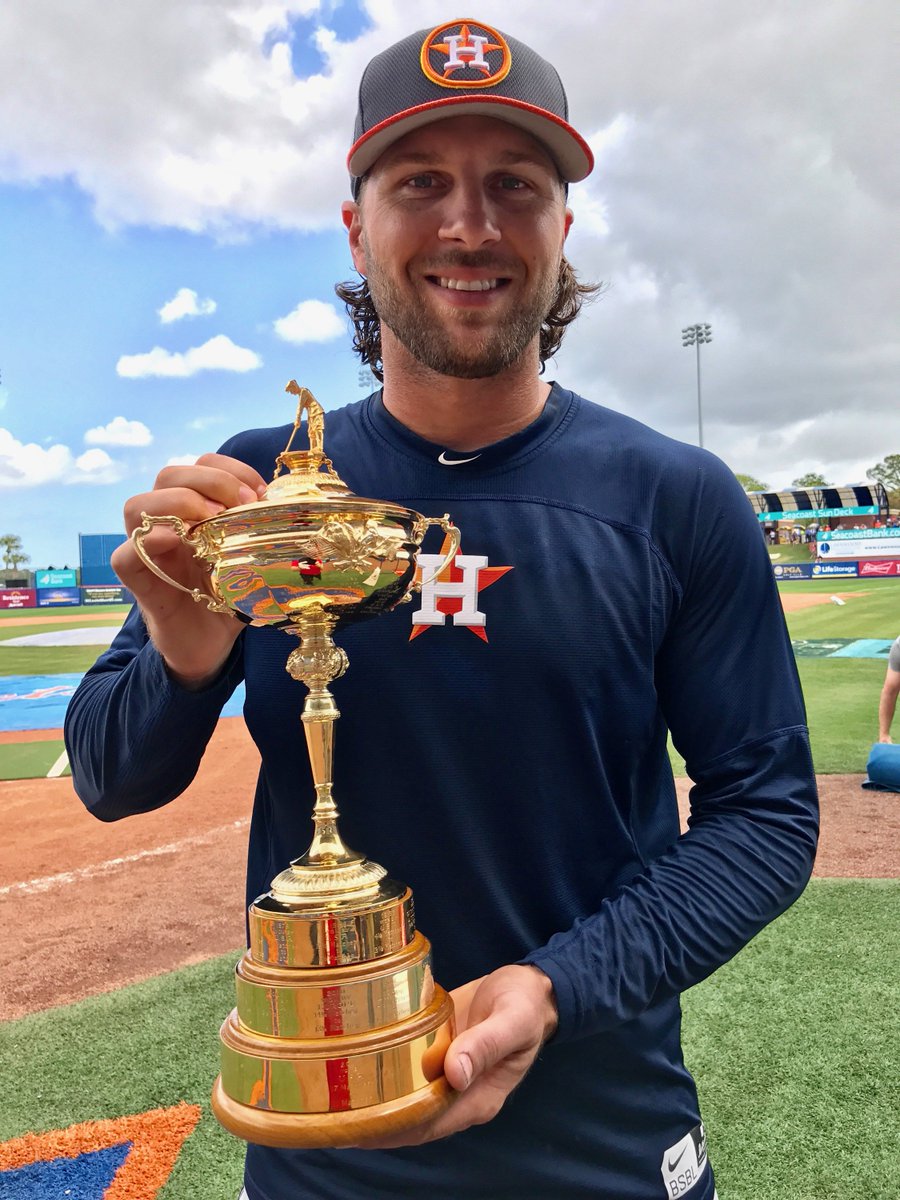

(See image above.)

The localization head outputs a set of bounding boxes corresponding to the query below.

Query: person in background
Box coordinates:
[878,637,900,742]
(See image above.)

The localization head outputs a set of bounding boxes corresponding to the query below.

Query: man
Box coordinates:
[66,19,818,1200]
[878,637,900,742]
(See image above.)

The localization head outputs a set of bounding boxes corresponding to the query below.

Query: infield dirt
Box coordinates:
[1,717,896,1021]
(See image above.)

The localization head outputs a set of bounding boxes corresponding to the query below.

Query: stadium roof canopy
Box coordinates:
[746,483,889,522]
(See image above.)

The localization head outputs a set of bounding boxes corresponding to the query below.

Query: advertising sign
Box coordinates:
[36,586,81,607]
[811,562,858,577]
[756,506,878,521]
[81,585,132,605]
[817,534,900,559]
[858,559,900,577]
[0,588,37,609]
[35,568,78,588]
[772,564,814,579]
[822,528,900,541]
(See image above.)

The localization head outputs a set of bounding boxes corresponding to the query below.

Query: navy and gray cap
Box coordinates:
[348,19,594,194]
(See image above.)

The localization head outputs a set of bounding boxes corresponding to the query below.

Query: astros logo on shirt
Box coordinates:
[410,531,513,642]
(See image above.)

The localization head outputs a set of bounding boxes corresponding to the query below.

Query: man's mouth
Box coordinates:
[430,276,508,292]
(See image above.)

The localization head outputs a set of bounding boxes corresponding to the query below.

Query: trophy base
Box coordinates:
[211,1073,457,1149]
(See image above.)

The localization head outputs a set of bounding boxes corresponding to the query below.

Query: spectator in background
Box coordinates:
[878,638,900,742]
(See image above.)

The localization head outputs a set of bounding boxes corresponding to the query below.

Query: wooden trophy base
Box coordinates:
[211,1073,457,1149]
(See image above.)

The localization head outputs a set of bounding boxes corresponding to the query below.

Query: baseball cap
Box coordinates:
[348,19,594,193]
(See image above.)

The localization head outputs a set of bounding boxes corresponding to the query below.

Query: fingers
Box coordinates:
[156,453,268,503]
[124,455,267,535]
[115,455,269,586]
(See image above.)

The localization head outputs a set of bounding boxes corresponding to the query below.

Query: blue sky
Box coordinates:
[1,179,366,565]
[1,1,897,569]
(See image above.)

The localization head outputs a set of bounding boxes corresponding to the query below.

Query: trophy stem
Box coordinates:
[272,606,386,903]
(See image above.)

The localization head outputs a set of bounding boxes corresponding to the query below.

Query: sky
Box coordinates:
[0,0,897,569]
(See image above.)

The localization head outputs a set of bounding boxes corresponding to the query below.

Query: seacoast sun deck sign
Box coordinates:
[746,483,888,522]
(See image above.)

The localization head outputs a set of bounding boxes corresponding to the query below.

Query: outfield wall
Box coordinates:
[774,559,900,580]
[0,585,134,610]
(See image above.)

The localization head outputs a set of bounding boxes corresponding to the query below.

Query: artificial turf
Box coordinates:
[0,953,246,1198]
[0,740,68,781]
[682,879,899,1199]
[1,881,895,1197]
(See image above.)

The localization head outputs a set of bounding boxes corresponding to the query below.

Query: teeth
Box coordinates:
[438,278,500,291]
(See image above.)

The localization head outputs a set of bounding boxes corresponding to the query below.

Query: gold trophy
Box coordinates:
[132,381,461,1147]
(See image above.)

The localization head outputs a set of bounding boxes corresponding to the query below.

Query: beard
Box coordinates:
[362,247,561,379]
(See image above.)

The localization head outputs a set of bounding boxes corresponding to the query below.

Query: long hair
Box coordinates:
[334,257,601,382]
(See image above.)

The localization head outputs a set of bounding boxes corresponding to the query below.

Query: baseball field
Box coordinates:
[0,580,897,1198]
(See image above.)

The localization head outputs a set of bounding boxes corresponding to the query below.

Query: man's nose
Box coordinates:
[438,182,502,247]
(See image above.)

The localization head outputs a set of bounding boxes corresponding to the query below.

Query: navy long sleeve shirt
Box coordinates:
[66,385,818,1199]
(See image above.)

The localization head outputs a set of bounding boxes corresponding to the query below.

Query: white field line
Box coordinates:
[0,817,250,897]
[47,748,70,778]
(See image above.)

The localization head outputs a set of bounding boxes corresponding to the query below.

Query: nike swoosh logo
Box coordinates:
[667,1146,688,1172]
[438,451,481,466]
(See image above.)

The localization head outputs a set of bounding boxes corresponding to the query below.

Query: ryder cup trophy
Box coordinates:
[132,381,461,1147]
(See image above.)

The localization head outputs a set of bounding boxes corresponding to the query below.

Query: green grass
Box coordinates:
[783,580,896,772]
[780,578,900,640]
[0,604,130,621]
[798,659,883,773]
[670,579,899,777]
[1,881,895,1198]
[766,542,818,564]
[0,740,67,780]
[682,880,899,1199]
[0,608,126,676]
[0,953,246,1198]
[0,643,116,676]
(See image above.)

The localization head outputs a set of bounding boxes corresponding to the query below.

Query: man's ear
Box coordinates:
[564,207,574,239]
[341,200,366,275]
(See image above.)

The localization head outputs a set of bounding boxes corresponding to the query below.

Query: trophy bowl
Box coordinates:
[132,382,461,1147]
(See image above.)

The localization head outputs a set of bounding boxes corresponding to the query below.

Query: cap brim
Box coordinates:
[348,95,594,184]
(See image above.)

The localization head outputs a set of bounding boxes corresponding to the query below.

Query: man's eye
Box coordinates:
[498,176,527,191]
[407,174,435,189]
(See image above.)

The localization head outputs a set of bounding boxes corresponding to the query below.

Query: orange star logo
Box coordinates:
[0,1104,201,1198]
[409,532,513,643]
[420,21,512,89]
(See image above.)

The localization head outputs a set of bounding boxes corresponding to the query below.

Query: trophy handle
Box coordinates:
[131,513,232,613]
[413,517,461,592]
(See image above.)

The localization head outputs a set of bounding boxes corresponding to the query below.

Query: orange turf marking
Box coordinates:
[0,1102,201,1197]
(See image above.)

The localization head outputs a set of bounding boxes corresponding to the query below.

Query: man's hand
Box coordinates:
[879,734,893,744]
[359,963,558,1148]
[112,454,267,688]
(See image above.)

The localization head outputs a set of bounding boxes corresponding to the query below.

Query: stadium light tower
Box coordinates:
[681,323,713,449]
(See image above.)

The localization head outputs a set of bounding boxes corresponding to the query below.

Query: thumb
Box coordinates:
[442,982,535,1092]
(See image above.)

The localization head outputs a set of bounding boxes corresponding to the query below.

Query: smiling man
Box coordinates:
[66,19,818,1200]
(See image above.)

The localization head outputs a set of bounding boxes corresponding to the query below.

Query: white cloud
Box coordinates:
[73,448,120,480]
[0,428,124,486]
[273,299,344,344]
[0,2,897,490]
[159,287,217,323]
[84,416,153,446]
[0,1,363,235]
[116,335,262,378]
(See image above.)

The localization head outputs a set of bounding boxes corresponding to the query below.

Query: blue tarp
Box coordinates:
[0,674,246,733]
